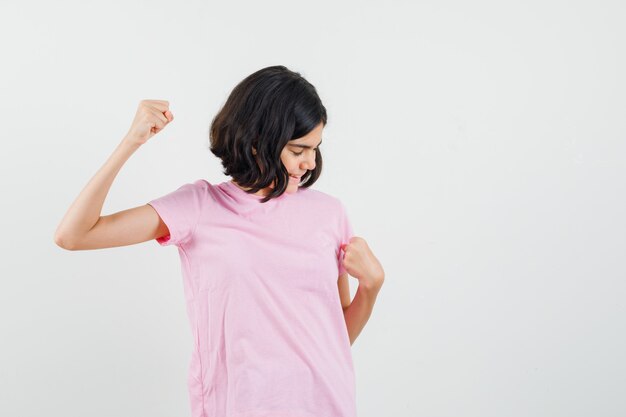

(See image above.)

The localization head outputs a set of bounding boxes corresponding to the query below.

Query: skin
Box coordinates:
[340,237,385,345]
[232,121,324,196]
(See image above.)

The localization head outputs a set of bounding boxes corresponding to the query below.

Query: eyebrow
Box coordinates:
[289,139,322,149]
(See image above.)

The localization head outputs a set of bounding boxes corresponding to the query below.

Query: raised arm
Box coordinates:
[54,100,174,250]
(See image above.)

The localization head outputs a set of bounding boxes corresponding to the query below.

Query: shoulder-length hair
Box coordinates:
[209,65,327,203]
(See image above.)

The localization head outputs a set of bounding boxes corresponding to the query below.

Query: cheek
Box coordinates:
[282,154,297,168]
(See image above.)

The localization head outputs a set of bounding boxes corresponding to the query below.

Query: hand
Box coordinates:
[341,237,385,291]
[123,99,174,147]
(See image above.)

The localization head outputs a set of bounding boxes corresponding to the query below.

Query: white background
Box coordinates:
[1,1,625,416]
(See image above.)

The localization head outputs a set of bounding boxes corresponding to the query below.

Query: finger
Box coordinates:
[149,108,168,125]
[147,100,170,113]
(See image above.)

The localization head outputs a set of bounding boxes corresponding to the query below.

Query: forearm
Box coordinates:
[54,137,140,244]
[343,281,383,346]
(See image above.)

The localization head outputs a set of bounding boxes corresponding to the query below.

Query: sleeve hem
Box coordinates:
[147,200,185,247]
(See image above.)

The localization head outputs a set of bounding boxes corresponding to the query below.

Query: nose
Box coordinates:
[301,152,316,171]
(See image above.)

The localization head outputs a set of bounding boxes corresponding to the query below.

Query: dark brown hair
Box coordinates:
[209,65,327,203]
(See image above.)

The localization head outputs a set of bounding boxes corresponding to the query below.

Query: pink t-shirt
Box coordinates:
[147,179,356,417]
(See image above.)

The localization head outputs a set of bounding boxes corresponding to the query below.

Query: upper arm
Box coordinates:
[58,204,170,250]
[338,272,351,311]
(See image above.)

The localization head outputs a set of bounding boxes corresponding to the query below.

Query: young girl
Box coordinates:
[54,65,385,417]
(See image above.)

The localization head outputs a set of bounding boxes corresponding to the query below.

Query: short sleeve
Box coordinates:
[337,201,354,276]
[147,180,205,247]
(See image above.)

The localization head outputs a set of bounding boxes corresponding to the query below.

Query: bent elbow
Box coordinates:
[54,233,77,251]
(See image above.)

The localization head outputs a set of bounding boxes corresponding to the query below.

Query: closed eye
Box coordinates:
[291,148,318,156]
[289,138,323,155]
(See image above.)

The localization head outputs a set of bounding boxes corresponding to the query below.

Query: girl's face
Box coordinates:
[280,121,323,194]
[242,122,323,196]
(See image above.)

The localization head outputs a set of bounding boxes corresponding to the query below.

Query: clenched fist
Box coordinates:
[340,237,385,291]
[124,99,174,146]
